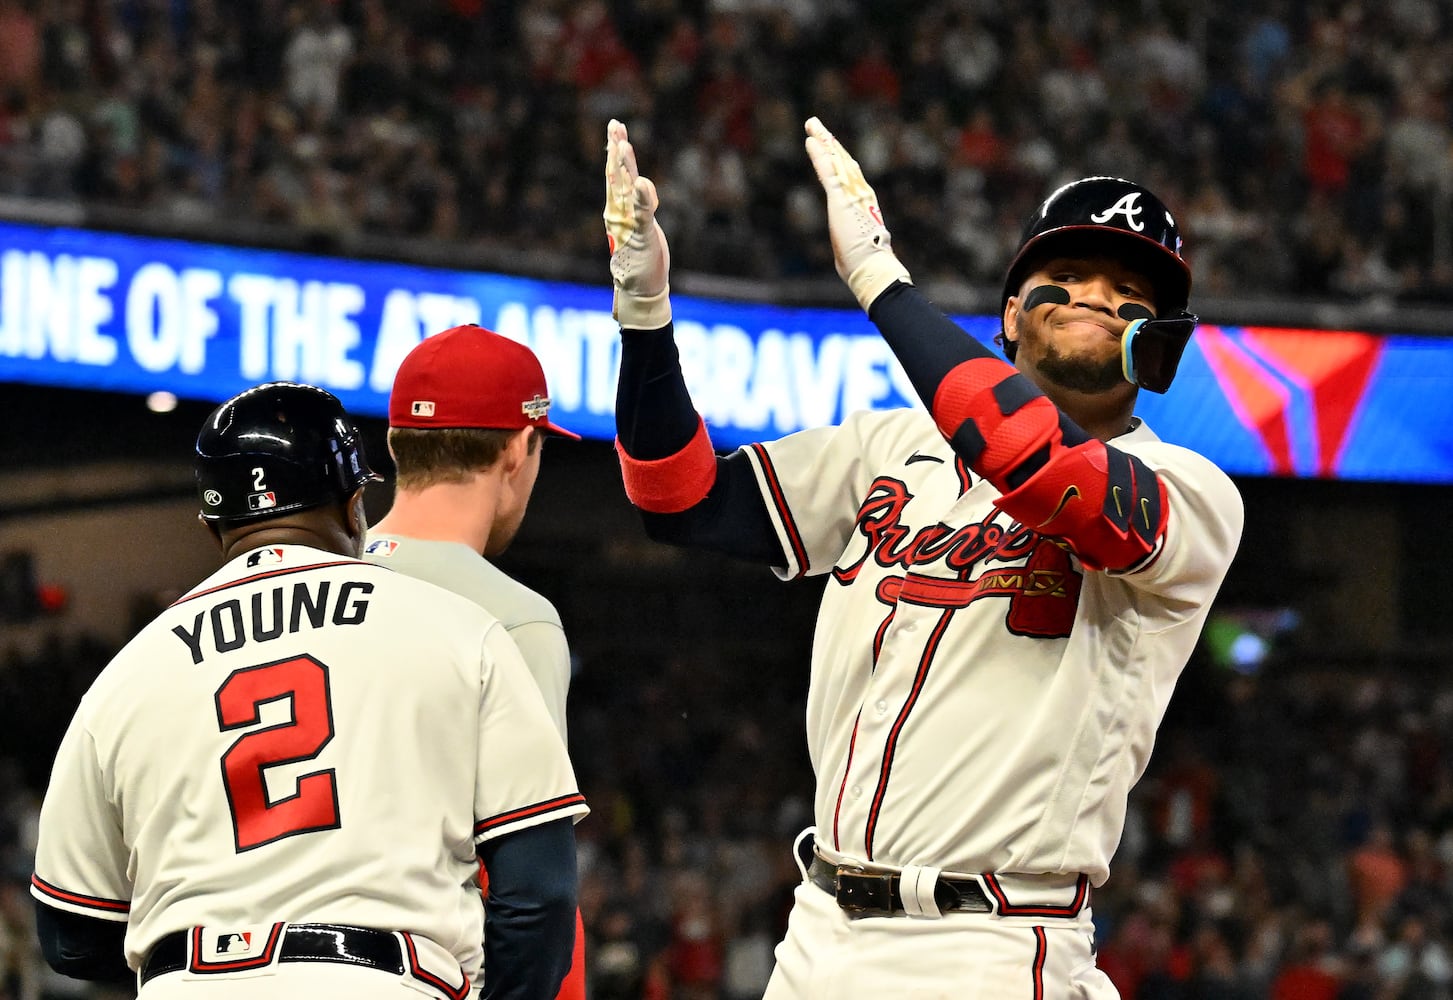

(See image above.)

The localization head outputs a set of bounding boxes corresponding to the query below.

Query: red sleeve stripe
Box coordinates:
[171,561,372,607]
[747,443,808,573]
[31,874,130,913]
[473,792,587,836]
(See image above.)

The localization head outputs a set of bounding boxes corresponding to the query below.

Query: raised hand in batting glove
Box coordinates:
[604,119,671,329]
[803,117,913,311]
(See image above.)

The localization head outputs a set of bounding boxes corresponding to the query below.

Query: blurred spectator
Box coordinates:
[1376,912,1453,998]
[1,0,1452,301]
[1348,821,1409,932]
[1269,918,1343,1000]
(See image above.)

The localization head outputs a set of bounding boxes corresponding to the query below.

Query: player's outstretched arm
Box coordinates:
[604,120,782,564]
[803,117,1171,572]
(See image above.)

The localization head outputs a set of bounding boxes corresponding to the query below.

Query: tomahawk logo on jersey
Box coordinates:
[831,464,1083,640]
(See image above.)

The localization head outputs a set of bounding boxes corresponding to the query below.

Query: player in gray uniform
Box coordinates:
[31,382,586,1000]
[365,325,580,738]
[603,117,1242,999]
[363,325,587,998]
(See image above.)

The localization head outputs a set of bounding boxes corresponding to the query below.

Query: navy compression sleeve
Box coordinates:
[615,326,783,564]
[477,817,578,1000]
[34,900,132,983]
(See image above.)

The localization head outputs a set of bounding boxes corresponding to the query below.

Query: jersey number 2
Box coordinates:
[215,654,340,852]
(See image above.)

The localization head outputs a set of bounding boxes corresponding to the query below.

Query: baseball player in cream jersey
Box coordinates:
[603,117,1242,1000]
[30,383,587,1000]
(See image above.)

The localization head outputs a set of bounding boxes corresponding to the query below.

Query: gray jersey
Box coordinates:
[362,535,571,739]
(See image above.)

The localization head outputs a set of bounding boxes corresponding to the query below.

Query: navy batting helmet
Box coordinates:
[1000,176,1191,361]
[195,382,380,524]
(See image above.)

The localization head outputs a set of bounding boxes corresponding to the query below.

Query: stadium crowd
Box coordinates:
[4,629,1453,999]
[5,1,1453,998]
[1,0,1453,303]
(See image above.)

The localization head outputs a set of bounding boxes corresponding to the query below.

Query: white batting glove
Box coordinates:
[803,116,912,311]
[604,119,672,329]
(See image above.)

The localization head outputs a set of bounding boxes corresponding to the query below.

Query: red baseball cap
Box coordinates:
[388,325,581,439]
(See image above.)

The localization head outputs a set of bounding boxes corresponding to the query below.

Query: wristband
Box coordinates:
[615,416,716,513]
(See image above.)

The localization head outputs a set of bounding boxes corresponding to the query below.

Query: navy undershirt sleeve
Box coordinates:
[615,325,784,565]
[867,282,990,398]
[476,817,578,1000]
[615,326,700,459]
[33,900,133,983]
[868,283,1091,449]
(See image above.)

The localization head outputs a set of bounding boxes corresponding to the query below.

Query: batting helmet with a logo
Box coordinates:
[1000,176,1191,361]
[195,382,380,524]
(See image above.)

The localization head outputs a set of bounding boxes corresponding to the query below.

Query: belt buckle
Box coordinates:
[835,867,895,915]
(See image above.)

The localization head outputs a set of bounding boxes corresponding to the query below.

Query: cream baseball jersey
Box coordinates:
[31,544,587,981]
[745,408,1242,885]
[361,534,571,740]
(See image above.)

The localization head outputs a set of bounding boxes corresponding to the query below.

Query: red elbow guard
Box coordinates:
[615,417,718,513]
[931,358,1061,487]
[997,439,1169,571]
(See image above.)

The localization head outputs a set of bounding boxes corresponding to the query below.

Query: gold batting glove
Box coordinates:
[803,116,912,311]
[604,119,672,329]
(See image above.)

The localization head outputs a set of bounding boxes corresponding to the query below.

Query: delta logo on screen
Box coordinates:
[1198,326,1383,479]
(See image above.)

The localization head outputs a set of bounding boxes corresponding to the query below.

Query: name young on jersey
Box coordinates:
[171,580,374,664]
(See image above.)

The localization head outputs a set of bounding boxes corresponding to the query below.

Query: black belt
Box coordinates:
[141,923,406,985]
[807,856,992,915]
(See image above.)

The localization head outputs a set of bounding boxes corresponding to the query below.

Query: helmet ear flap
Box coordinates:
[1121,312,1197,393]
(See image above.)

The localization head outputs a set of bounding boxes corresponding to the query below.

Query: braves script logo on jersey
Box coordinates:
[832,477,1082,638]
